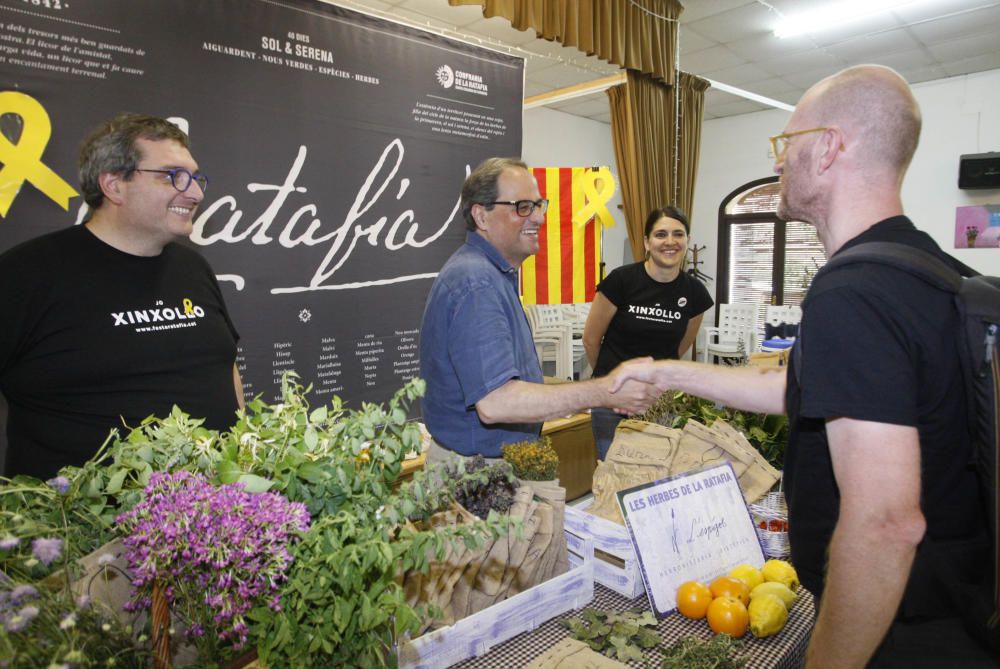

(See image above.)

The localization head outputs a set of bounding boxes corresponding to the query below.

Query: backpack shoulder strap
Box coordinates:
[822,241,965,294]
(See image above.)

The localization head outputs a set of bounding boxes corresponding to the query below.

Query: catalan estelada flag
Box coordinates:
[520,166,616,305]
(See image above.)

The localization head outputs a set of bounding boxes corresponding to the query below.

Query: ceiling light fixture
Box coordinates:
[773,0,925,38]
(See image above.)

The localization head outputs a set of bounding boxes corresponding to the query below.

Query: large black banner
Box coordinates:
[0,0,523,406]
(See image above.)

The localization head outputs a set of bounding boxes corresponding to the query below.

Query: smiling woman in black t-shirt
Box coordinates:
[582,206,713,459]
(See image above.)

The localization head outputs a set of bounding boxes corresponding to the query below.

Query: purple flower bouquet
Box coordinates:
[116,471,310,659]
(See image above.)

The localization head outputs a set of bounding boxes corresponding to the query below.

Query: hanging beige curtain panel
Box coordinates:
[449,0,682,83]
[607,71,708,262]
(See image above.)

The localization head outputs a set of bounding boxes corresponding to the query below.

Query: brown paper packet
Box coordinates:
[524,638,630,669]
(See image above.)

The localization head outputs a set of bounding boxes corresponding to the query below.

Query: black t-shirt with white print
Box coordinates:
[593,262,713,377]
[0,225,239,479]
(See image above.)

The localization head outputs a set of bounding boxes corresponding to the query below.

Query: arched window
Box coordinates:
[716,177,826,316]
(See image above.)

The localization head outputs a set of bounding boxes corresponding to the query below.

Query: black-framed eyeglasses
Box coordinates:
[135,167,209,193]
[482,199,548,217]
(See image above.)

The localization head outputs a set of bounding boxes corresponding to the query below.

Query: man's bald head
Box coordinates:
[800,65,921,177]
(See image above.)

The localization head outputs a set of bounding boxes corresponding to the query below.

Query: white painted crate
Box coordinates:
[564,498,644,598]
[398,535,594,668]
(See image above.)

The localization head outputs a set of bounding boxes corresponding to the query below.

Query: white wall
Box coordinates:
[690,106,790,318]
[523,68,1000,316]
[907,68,1000,271]
[692,67,1000,318]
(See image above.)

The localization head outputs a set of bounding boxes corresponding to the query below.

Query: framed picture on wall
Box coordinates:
[955,204,1000,248]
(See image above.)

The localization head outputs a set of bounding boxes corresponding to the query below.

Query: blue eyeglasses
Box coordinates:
[135,167,209,193]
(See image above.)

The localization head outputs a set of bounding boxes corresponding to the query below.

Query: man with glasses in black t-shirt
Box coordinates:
[0,113,243,479]
[605,66,995,667]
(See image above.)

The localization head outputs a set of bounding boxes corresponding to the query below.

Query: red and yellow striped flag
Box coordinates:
[520,167,613,305]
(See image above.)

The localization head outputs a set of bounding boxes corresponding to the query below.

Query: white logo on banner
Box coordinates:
[434,63,488,96]
[435,65,454,88]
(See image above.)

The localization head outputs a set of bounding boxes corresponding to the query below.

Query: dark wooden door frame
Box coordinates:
[715,176,784,318]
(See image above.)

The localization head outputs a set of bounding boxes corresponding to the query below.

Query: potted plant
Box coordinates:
[115,470,310,665]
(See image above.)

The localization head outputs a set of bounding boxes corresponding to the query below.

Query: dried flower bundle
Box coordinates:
[502,436,559,481]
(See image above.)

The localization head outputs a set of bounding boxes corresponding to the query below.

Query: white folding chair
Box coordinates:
[700,303,758,364]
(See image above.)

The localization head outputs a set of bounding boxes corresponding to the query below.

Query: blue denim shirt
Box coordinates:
[419,232,543,456]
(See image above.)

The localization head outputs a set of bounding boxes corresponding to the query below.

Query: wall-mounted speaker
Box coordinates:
[958,152,1000,189]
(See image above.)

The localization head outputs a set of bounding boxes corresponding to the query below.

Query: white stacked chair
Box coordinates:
[699,303,758,364]
[524,304,575,380]
[533,304,587,379]
[559,303,590,337]
[560,303,592,378]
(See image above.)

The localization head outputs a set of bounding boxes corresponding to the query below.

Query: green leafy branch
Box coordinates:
[638,391,788,468]
[562,607,660,663]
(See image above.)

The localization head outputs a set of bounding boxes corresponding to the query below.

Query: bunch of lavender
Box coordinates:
[115,471,310,658]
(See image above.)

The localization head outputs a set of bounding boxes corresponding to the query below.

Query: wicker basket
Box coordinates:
[149,582,260,669]
[151,581,172,669]
[750,491,790,559]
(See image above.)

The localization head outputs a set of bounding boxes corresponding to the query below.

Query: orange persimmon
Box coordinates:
[709,575,751,606]
[706,595,749,638]
[675,580,713,620]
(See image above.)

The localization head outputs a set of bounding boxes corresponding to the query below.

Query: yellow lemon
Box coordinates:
[749,593,789,638]
[761,559,800,591]
[750,581,797,610]
[729,564,764,590]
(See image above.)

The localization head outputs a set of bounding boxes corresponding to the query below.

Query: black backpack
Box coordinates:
[821,241,1000,650]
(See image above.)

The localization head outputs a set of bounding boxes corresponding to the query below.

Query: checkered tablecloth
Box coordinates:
[451,583,814,668]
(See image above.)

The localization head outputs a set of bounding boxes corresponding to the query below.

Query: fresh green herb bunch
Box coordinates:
[446,455,518,519]
[2,373,509,668]
[240,376,509,668]
[638,391,788,468]
[502,436,559,481]
[660,633,748,669]
[0,473,110,582]
[562,607,660,663]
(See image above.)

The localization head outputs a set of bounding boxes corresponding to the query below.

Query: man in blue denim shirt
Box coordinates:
[419,157,659,462]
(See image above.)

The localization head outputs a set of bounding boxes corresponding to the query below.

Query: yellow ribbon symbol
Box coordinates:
[0,91,78,218]
[182,298,195,315]
[572,166,617,229]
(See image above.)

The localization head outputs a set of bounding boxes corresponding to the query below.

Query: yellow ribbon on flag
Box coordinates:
[0,91,78,218]
[572,166,616,229]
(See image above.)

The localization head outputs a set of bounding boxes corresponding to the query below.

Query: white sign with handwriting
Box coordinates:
[616,462,765,617]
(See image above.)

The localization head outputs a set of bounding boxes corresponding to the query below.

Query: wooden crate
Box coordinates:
[564,498,644,599]
[398,536,594,668]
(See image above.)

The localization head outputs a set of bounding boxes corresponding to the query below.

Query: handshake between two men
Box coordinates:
[472,357,675,428]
